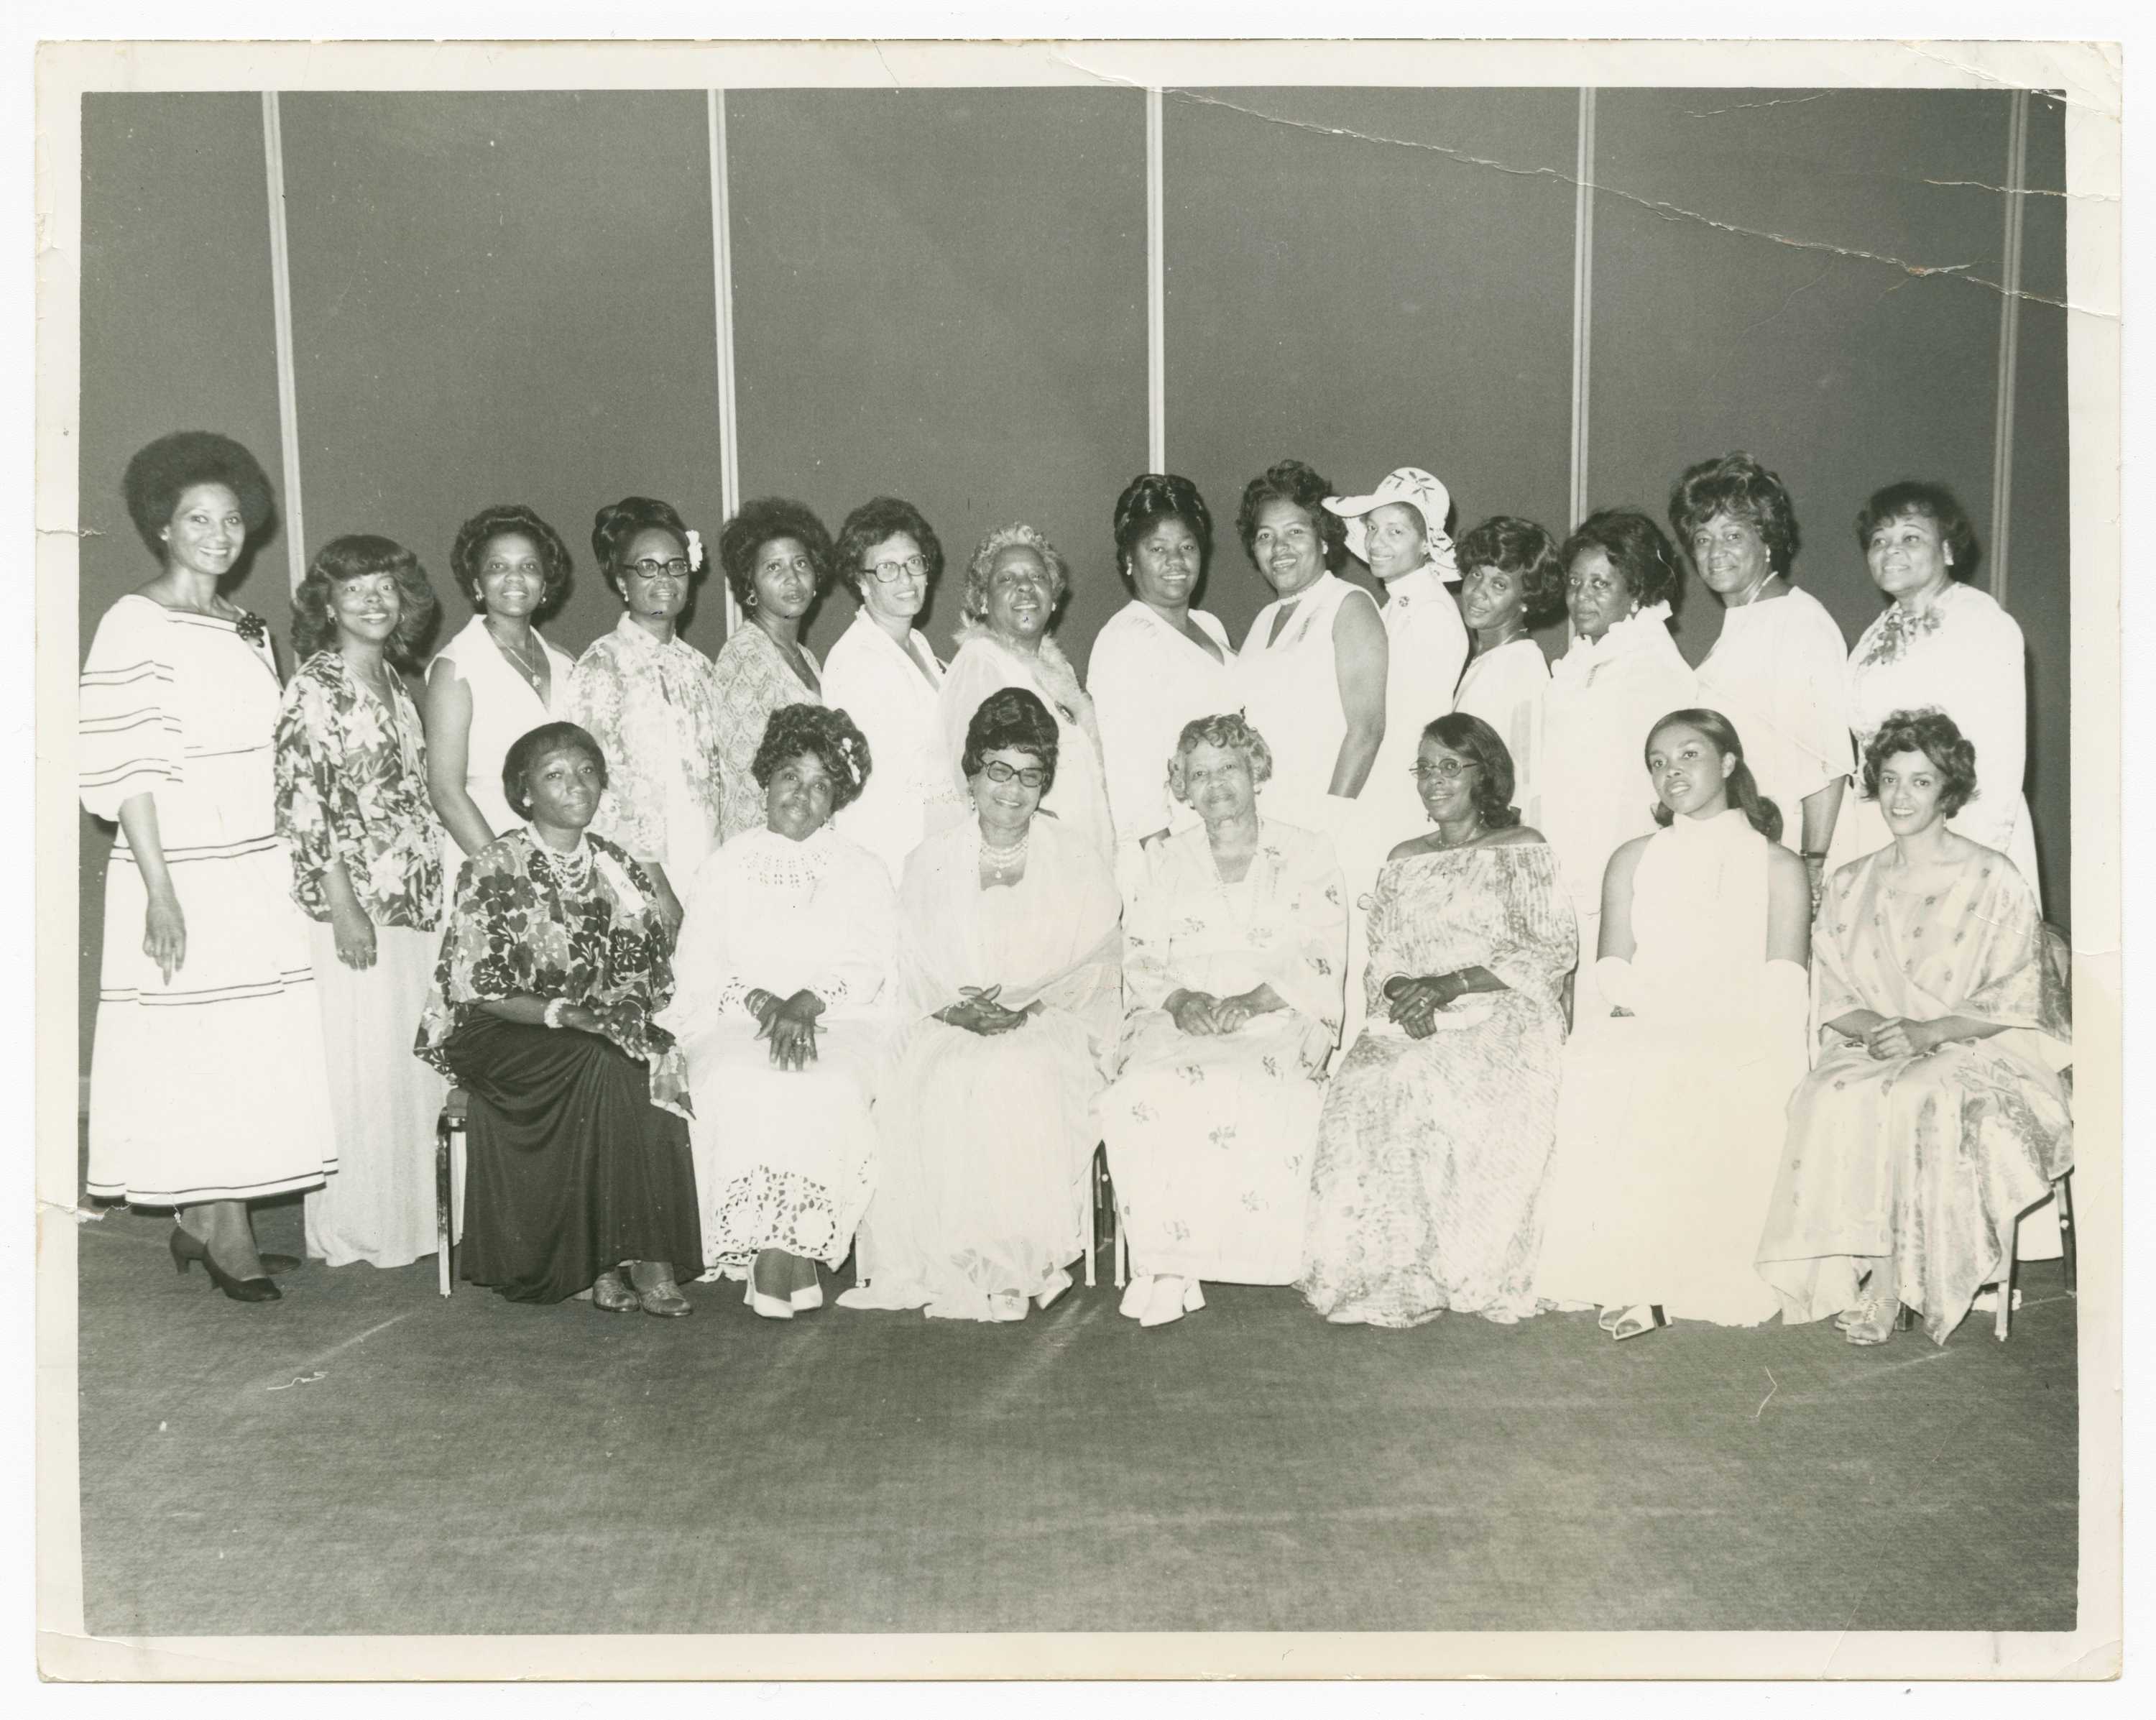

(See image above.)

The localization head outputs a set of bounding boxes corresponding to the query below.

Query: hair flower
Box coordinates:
[686,528,704,571]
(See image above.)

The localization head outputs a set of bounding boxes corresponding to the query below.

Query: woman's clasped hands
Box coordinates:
[1383,972,1463,1040]
[938,983,1035,1037]
[748,986,826,1069]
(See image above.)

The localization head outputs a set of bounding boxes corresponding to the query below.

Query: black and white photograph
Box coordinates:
[29,27,2124,1684]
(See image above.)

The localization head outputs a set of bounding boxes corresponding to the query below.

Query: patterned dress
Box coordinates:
[1756,843,2071,1343]
[1299,841,1576,1326]
[415,829,697,1300]
[1102,819,1345,1284]
[712,623,821,844]
[274,649,448,1266]
[80,595,334,1206]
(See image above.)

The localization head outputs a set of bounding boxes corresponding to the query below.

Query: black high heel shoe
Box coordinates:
[169,1227,299,1277]
[168,1229,282,1302]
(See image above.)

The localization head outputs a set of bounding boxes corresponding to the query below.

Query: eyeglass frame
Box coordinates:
[1409,758,1483,783]
[625,557,692,580]
[861,553,931,586]
[978,759,1049,788]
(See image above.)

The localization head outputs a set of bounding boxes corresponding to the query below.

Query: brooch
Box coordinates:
[234,612,268,647]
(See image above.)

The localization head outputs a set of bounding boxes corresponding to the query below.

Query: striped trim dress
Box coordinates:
[80,594,335,1206]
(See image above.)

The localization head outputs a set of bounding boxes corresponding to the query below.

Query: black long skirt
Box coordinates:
[443,1016,701,1303]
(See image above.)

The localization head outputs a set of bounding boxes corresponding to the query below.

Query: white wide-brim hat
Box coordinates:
[1324,466,1457,578]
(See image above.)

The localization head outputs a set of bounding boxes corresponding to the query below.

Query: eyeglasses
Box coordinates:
[1410,759,1482,783]
[863,553,929,585]
[979,760,1048,788]
[627,558,691,580]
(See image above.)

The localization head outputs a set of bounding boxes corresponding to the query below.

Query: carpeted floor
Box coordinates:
[74,1190,2077,1638]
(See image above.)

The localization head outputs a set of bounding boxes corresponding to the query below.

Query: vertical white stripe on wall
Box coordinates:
[708,90,744,634]
[260,93,307,594]
[1988,89,2030,608]
[1568,88,1597,530]
[1146,87,1166,473]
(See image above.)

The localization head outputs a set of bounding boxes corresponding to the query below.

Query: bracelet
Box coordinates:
[543,997,569,1030]
[1801,850,1829,862]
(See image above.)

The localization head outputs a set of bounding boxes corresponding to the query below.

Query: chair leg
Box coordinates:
[1082,1146,1099,1289]
[1995,1232,2016,1343]
[2057,1173,2077,1294]
[435,1113,453,1299]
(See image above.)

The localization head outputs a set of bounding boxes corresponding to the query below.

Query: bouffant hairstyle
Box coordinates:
[1166,711,1274,804]
[1235,459,1348,574]
[962,523,1071,627]
[833,496,944,599]
[1113,472,1214,578]
[1455,515,1567,628]
[1559,508,1684,611]
[502,722,608,822]
[751,702,872,814]
[1861,707,1978,817]
[1420,712,1522,830]
[591,496,693,600]
[291,534,439,666]
[960,686,1059,791]
[122,431,277,558]
[1644,707,1784,844]
[718,497,835,612]
[1668,451,1801,579]
[451,505,573,612]
[1854,481,1981,581]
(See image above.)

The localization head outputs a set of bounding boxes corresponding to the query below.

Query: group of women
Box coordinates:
[80,433,2072,1348]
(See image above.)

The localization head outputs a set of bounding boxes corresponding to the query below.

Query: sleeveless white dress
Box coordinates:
[430,612,575,850]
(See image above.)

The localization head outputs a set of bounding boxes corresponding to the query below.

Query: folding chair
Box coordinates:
[434,1087,468,1298]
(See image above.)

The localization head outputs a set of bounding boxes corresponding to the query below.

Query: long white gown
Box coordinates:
[1693,587,1851,852]
[821,608,950,883]
[1452,636,1549,827]
[656,825,896,1273]
[1086,598,1236,845]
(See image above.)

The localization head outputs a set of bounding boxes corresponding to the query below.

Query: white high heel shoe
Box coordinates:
[745,1279,795,1320]
[1118,1274,1153,1320]
[1033,1267,1074,1311]
[1140,1275,1204,1328]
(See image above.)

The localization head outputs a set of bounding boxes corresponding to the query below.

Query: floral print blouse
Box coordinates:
[565,614,727,869]
[713,624,822,843]
[413,828,691,1118]
[273,650,445,928]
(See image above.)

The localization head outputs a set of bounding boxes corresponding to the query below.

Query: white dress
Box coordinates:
[657,825,896,1272]
[1360,564,1470,855]
[1694,587,1851,850]
[1830,581,2040,903]
[429,612,576,850]
[1086,598,1236,844]
[821,609,949,883]
[79,596,336,1207]
[1539,602,1698,1015]
[1452,636,1549,827]
[1235,571,1377,844]
[1534,809,1807,1324]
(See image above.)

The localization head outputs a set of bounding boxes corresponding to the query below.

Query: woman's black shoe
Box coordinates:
[170,1229,282,1302]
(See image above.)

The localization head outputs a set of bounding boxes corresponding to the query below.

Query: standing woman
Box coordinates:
[274,535,449,1270]
[1534,711,1812,1338]
[821,496,952,883]
[1830,482,2041,904]
[936,523,1116,863]
[1670,452,1851,895]
[565,495,724,937]
[1233,458,1388,842]
[1451,515,1565,829]
[713,497,830,844]
[79,432,333,1301]
[422,504,578,865]
[1087,474,1235,845]
[1538,509,1698,1018]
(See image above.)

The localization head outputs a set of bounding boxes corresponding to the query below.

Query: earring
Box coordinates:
[745,591,758,611]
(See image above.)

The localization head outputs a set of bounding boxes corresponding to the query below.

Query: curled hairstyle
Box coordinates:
[1165,711,1274,804]
[834,496,944,599]
[1559,508,1683,612]
[1420,712,1521,829]
[1114,473,1214,578]
[719,497,835,611]
[1235,459,1348,573]
[122,431,277,558]
[1644,708,1783,844]
[451,505,573,611]
[961,686,1059,792]
[502,722,608,822]
[1455,515,1567,628]
[292,534,439,666]
[591,496,694,600]
[752,703,872,813]
[1854,480,1981,580]
[962,523,1070,627]
[1861,707,1978,817]
[1669,451,1801,579]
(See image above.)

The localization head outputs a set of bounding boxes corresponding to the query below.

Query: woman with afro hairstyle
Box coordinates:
[712,497,832,843]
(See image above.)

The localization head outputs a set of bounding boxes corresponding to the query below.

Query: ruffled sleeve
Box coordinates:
[1480,844,1577,1010]
[79,597,183,819]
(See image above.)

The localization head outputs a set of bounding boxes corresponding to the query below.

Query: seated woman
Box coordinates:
[658,705,895,1320]
[1756,709,2071,1346]
[415,722,701,1315]
[1534,709,1812,1340]
[1298,714,1575,1328]
[839,689,1122,1322]
[1102,714,1346,1328]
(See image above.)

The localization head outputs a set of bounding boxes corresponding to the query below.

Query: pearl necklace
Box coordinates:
[532,832,594,892]
[980,826,1031,880]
